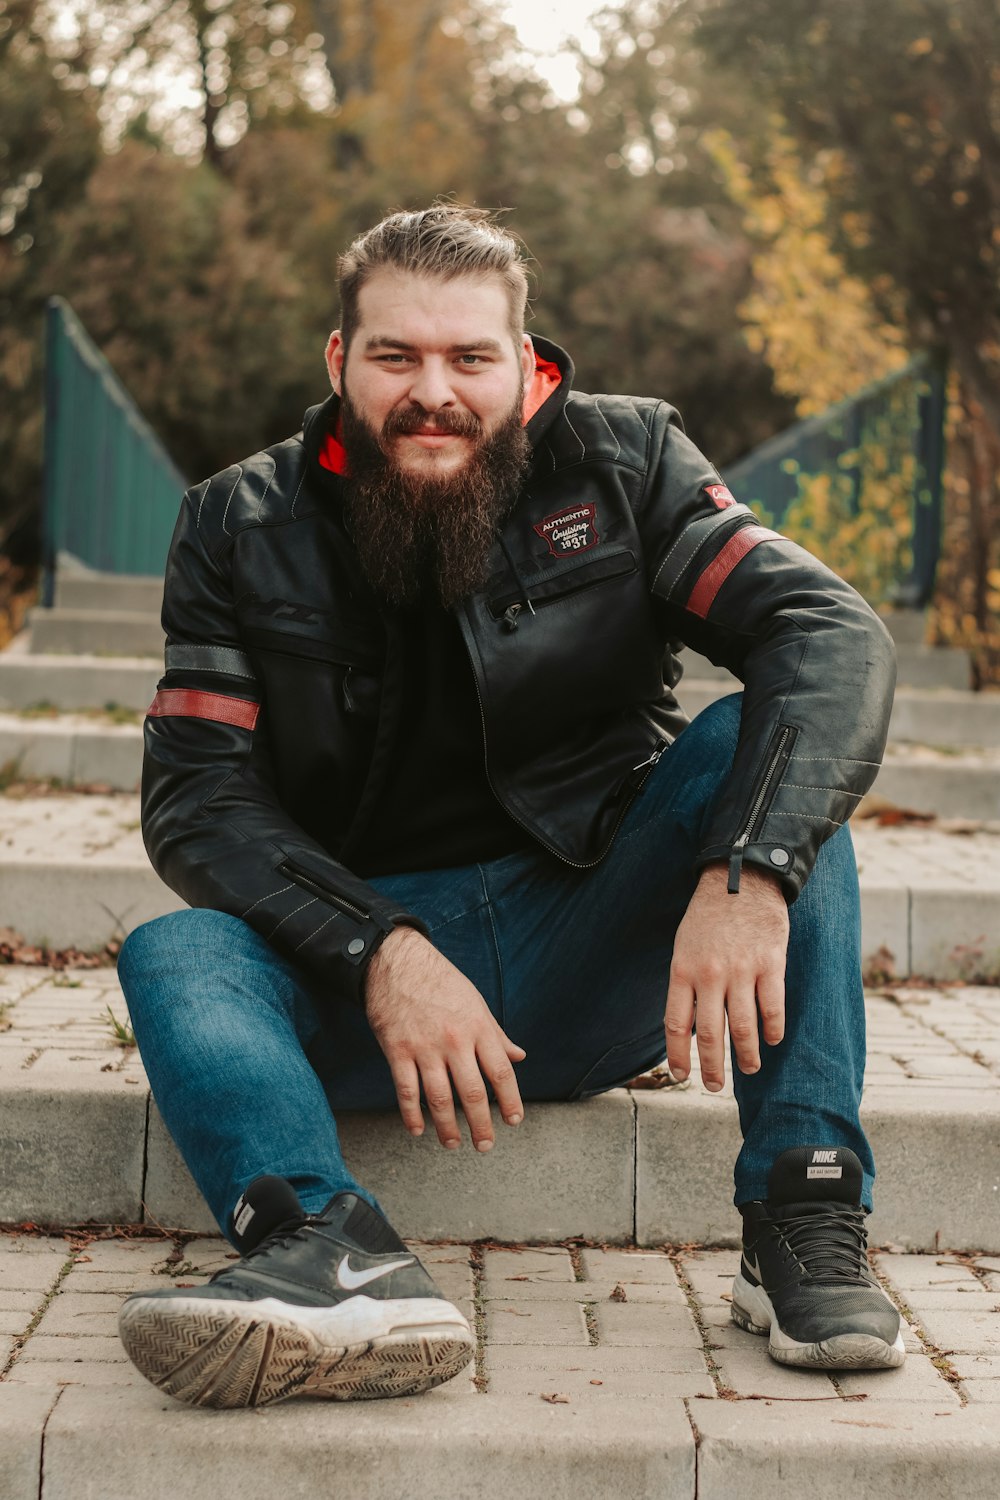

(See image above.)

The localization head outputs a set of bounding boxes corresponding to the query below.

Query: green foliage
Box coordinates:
[758,455,915,610]
[104,1003,135,1047]
[0,1,102,545]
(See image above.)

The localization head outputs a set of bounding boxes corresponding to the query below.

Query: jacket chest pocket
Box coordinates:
[478,547,662,743]
[240,622,383,720]
[487,547,639,631]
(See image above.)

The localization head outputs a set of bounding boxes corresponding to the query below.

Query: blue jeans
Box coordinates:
[118,694,874,1238]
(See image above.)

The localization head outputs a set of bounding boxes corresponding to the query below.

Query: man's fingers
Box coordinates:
[447,1054,496,1152]
[418,1062,463,1150]
[480,1039,525,1127]
[691,980,727,1092]
[665,977,695,1081]
[389,1057,424,1137]
[757,971,786,1047]
[727,983,762,1075]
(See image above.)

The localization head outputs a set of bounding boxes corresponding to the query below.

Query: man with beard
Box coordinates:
[116,205,903,1411]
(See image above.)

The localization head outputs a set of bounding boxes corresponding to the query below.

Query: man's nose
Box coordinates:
[407,359,457,412]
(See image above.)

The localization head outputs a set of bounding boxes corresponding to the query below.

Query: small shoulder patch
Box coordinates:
[705,483,737,509]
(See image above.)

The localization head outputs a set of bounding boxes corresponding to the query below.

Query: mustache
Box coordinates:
[382,405,483,440]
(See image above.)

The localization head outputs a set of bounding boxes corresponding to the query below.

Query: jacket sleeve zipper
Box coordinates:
[727,725,797,894]
[277,859,370,921]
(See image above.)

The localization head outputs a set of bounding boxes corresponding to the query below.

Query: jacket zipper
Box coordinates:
[277,859,370,921]
[727,725,797,894]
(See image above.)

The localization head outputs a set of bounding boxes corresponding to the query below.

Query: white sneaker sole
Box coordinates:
[731,1272,906,1370]
[118,1293,474,1408]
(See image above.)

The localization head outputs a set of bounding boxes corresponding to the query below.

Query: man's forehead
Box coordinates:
[353,268,515,344]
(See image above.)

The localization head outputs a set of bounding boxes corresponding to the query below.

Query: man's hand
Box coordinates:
[665,863,789,1090]
[364,927,526,1152]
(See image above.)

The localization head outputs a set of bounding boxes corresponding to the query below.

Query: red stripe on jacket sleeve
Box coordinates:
[147,688,260,730]
[686,526,780,619]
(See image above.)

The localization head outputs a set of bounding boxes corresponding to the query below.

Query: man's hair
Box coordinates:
[337,205,531,350]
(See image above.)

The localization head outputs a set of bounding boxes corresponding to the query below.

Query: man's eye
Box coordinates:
[458,354,485,366]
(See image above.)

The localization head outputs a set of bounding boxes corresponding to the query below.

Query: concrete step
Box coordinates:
[3,794,1000,981]
[2,1226,997,1500]
[687,642,971,691]
[681,679,1000,749]
[874,744,1000,819]
[0,712,142,790]
[27,608,163,658]
[0,649,160,712]
[1,967,998,1253]
[54,571,163,615]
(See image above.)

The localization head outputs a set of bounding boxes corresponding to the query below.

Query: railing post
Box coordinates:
[40,298,62,607]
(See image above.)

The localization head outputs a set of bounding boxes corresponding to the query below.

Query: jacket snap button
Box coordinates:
[347,937,366,955]
[769,848,790,867]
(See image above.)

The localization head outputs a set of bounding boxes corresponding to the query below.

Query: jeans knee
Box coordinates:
[118,910,252,993]
[688,691,742,756]
[666,691,742,799]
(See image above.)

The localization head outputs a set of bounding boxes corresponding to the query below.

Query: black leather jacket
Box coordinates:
[142,337,896,1003]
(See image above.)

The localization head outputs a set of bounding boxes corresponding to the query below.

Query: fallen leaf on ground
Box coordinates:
[624,1067,687,1090]
[541,1393,570,1404]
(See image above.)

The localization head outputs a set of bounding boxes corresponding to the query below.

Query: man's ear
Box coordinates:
[520,335,535,385]
[325,331,345,393]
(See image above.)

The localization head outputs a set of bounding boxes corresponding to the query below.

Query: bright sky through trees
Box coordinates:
[499,0,615,97]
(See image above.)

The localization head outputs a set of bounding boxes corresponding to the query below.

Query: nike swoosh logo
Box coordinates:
[742,1251,762,1283]
[336,1254,415,1290]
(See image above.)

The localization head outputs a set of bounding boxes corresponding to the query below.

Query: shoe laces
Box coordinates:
[771,1203,871,1284]
[211,1214,318,1280]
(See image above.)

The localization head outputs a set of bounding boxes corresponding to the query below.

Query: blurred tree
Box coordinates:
[469,0,795,463]
[0,0,102,550]
[706,129,910,415]
[693,0,1000,673]
[47,0,331,163]
[45,141,319,479]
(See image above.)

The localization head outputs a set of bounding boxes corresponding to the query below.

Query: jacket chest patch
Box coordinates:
[533,503,599,556]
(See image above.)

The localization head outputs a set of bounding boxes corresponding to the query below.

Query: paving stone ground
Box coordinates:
[1,1231,997,1498]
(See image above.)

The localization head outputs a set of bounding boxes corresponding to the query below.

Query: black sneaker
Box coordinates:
[118,1176,474,1408]
[731,1146,905,1370]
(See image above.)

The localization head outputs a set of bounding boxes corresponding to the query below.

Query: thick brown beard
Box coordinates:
[339,389,531,610]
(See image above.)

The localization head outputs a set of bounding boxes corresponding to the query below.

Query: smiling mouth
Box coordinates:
[402,430,464,446]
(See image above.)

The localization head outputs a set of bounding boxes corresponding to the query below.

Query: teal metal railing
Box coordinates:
[725,353,947,608]
[41,298,187,595]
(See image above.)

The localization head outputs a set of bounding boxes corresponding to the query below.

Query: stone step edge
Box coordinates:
[7,1386,996,1500]
[3,1083,998,1252]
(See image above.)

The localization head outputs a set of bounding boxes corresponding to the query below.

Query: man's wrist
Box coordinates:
[364,924,425,1002]
[697,861,785,900]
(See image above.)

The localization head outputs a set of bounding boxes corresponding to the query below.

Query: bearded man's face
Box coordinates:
[325,269,535,608]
